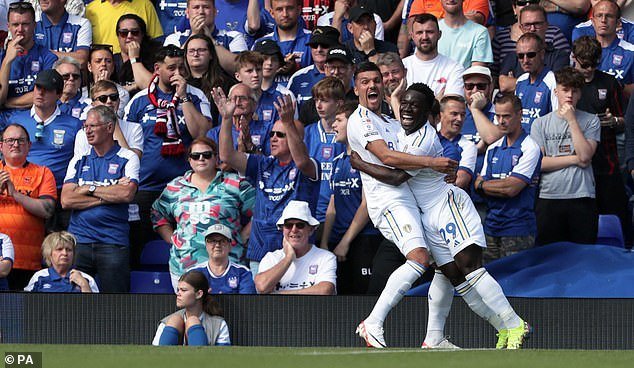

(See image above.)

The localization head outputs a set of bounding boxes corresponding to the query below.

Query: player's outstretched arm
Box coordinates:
[366,139,458,173]
[350,151,411,186]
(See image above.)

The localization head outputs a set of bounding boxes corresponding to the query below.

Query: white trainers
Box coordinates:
[356,320,387,348]
[421,337,461,349]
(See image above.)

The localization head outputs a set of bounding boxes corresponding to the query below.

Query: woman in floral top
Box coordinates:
[151,137,255,288]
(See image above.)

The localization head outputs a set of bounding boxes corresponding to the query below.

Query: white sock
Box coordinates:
[456,279,504,331]
[423,271,454,346]
[366,260,425,326]
[465,268,522,329]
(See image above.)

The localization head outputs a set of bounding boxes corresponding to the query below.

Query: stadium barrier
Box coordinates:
[1,293,632,349]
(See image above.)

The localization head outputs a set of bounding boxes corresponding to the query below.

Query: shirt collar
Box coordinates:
[30,106,62,126]
[89,142,121,159]
[42,11,70,28]
[273,22,305,41]
[503,130,528,148]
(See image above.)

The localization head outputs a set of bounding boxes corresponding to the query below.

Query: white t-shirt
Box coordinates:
[403,53,465,97]
[346,105,418,225]
[399,122,450,211]
[258,245,336,294]
[74,118,144,156]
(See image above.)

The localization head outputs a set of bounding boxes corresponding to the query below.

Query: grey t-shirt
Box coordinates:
[530,110,601,199]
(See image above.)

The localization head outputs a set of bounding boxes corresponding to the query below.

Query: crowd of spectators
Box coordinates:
[0,0,633,306]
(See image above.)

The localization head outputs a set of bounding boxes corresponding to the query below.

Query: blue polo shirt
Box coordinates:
[24,267,99,292]
[287,65,325,110]
[207,119,272,156]
[0,44,57,100]
[123,85,212,191]
[304,122,346,222]
[244,155,320,261]
[481,131,542,237]
[515,69,558,133]
[438,134,462,162]
[572,18,634,44]
[257,82,296,124]
[329,152,380,244]
[13,107,81,188]
[598,38,634,84]
[58,93,88,119]
[64,143,140,246]
[35,12,92,53]
[154,0,188,34]
[255,25,313,82]
[463,103,495,203]
[191,262,256,294]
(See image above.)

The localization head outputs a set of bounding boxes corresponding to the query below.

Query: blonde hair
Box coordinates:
[42,231,77,267]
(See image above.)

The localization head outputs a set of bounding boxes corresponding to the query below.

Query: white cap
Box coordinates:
[463,65,492,82]
[276,200,320,227]
[203,224,233,241]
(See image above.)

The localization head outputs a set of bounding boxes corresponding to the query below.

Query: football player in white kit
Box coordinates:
[351,82,532,349]
[346,62,458,348]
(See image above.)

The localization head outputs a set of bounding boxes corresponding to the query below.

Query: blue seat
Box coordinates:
[130,271,173,293]
[140,240,171,271]
[597,214,624,248]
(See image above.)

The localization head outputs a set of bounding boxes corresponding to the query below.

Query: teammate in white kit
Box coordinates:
[352,82,532,349]
[346,62,457,348]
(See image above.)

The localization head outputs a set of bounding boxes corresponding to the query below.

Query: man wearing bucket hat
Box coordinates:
[191,224,256,294]
[254,200,336,295]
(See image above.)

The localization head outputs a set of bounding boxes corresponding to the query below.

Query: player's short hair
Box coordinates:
[412,13,439,30]
[354,61,382,82]
[236,51,264,70]
[407,83,436,110]
[312,76,345,101]
[336,100,359,118]
[555,66,585,89]
[493,92,523,112]
[572,36,602,64]
[439,94,466,112]
[188,137,218,156]
[375,52,405,71]
[1,123,30,141]
[519,4,548,23]
[517,32,545,50]
[91,80,119,99]
[42,231,77,267]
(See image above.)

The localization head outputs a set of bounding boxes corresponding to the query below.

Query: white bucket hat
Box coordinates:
[276,200,320,227]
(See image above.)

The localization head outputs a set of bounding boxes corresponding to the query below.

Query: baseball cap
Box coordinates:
[349,6,373,23]
[253,39,284,61]
[203,224,233,241]
[462,65,492,82]
[35,69,64,94]
[276,200,320,227]
[326,46,353,64]
[307,26,341,48]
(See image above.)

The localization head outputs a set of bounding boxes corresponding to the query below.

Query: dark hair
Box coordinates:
[555,66,585,89]
[354,61,381,82]
[439,94,466,112]
[412,13,439,29]
[184,34,232,96]
[519,4,548,24]
[517,32,545,50]
[155,45,185,64]
[179,271,223,317]
[8,2,35,21]
[407,83,436,111]
[116,14,155,57]
[236,51,264,69]
[431,98,440,117]
[188,137,218,156]
[572,36,602,64]
[89,45,117,84]
[493,92,523,112]
[1,123,30,141]
[336,100,359,117]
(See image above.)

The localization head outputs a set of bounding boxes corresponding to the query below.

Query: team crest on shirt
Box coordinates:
[63,33,73,44]
[53,130,65,146]
[289,168,297,180]
[262,110,272,121]
[534,92,543,104]
[228,276,238,289]
[252,135,261,146]
[321,147,332,159]
[72,108,82,118]
[512,155,519,166]
[613,55,623,66]
[31,61,40,73]
[108,163,119,174]
[598,89,607,100]
[23,176,32,184]
[309,264,318,275]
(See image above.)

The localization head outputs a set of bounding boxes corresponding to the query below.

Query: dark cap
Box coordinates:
[253,39,284,61]
[349,6,374,23]
[307,26,341,48]
[326,46,353,64]
[35,69,63,94]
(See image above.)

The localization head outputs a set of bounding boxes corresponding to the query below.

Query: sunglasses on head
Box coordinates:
[515,0,539,6]
[189,151,214,160]
[117,28,141,37]
[464,82,489,91]
[94,93,119,103]
[9,1,33,10]
[283,222,307,230]
[517,51,538,59]
[269,131,286,138]
[90,44,114,53]
[61,73,81,81]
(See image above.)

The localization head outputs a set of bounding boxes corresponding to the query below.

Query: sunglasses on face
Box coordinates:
[517,51,538,59]
[464,82,489,91]
[189,151,214,160]
[61,73,81,81]
[576,59,597,69]
[117,28,141,37]
[94,93,119,103]
[269,131,286,138]
[283,222,307,230]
